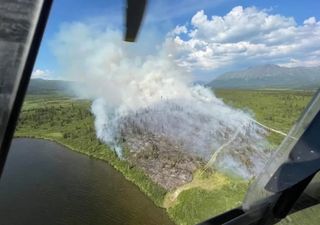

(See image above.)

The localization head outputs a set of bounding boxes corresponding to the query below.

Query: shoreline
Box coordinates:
[13,135,171,210]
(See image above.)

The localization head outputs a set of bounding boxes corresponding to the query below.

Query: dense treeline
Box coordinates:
[18,100,95,140]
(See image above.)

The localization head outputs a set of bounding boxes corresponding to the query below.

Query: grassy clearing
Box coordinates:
[167,172,247,225]
[164,170,238,208]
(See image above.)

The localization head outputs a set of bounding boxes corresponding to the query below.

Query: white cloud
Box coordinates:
[31,69,53,79]
[279,58,320,67]
[171,25,188,35]
[165,6,320,74]
[304,17,317,26]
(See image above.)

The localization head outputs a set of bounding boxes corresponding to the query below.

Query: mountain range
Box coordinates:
[208,64,320,89]
[29,64,320,94]
[27,79,74,95]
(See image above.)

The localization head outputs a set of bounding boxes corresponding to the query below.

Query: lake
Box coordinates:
[0,138,174,225]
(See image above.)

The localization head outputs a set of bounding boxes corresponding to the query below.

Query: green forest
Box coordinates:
[15,89,320,225]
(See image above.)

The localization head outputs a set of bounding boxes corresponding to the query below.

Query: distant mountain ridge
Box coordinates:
[208,64,320,89]
[27,79,74,95]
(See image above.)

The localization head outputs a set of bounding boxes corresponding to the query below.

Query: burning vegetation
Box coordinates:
[92,97,271,190]
[52,23,272,190]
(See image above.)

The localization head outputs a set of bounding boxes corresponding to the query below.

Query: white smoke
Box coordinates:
[52,22,270,178]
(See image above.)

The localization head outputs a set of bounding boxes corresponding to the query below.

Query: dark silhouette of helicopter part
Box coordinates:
[125,0,147,42]
[0,1,320,225]
[0,0,52,177]
[265,110,320,193]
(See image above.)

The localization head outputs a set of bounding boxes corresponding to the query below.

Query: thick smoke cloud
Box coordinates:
[52,22,270,178]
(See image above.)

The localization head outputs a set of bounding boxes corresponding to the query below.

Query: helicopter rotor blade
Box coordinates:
[125,0,147,42]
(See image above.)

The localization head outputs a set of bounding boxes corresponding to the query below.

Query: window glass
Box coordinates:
[1,1,319,225]
[276,172,320,225]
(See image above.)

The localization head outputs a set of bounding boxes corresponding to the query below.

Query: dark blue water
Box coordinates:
[0,138,174,225]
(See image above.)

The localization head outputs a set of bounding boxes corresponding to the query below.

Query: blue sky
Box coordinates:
[34,0,320,81]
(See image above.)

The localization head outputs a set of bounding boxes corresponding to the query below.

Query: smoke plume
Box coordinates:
[52,23,270,179]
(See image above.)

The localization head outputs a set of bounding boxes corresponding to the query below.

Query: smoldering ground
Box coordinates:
[52,22,271,188]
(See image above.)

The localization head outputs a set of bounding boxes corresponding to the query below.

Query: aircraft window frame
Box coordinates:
[1,1,320,225]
